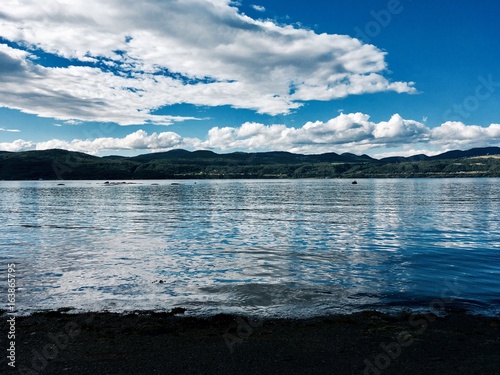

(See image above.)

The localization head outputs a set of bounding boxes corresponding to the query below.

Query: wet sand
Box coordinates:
[2,309,499,374]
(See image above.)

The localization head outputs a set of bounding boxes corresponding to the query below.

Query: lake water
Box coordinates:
[1,179,499,317]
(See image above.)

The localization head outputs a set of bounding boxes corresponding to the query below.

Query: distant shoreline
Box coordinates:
[1,147,499,180]
[2,175,500,181]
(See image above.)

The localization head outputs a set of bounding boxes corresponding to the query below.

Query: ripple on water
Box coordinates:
[1,179,499,317]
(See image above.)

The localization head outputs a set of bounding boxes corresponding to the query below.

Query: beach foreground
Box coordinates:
[2,309,499,375]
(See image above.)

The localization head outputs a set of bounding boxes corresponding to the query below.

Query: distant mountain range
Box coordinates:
[0,146,499,180]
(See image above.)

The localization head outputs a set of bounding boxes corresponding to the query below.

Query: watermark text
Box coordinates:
[6,263,17,368]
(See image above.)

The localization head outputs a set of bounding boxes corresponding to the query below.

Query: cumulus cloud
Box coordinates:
[431,121,500,142]
[2,114,499,157]
[0,0,415,124]
[204,113,431,154]
[373,114,428,140]
[31,130,187,154]
[0,139,34,152]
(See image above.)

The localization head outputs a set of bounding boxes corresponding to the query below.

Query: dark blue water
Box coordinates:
[1,179,499,317]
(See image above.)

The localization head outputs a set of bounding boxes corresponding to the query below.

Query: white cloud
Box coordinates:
[0,139,34,151]
[0,44,202,125]
[431,121,500,141]
[430,121,500,150]
[2,114,499,157]
[0,127,20,132]
[32,130,185,154]
[0,0,415,124]
[203,113,429,154]
[251,4,265,12]
[372,149,442,159]
[373,114,428,140]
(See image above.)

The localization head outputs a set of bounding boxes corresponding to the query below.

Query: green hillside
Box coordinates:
[0,147,499,180]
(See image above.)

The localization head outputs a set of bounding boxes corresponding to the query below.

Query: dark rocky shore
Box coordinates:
[2,309,499,375]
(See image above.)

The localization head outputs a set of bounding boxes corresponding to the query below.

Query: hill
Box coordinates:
[0,147,499,180]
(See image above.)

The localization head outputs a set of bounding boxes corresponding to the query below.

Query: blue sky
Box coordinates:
[1,0,499,158]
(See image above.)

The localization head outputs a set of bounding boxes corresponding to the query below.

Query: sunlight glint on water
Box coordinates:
[0,179,499,317]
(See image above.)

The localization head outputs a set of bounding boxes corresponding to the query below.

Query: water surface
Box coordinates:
[1,179,499,317]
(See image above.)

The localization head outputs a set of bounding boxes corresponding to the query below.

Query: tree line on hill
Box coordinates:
[0,147,499,180]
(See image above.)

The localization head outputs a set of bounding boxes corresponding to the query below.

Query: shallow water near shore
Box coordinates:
[1,178,499,317]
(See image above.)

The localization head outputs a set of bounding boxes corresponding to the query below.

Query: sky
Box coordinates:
[0,0,500,158]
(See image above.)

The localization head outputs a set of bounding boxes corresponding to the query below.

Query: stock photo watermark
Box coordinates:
[443,74,500,121]
[6,263,17,369]
[17,313,95,375]
[3,262,93,374]
[223,316,264,353]
[354,0,412,44]
[362,279,464,375]
[3,262,96,374]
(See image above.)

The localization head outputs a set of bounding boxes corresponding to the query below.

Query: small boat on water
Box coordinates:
[352,180,358,185]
